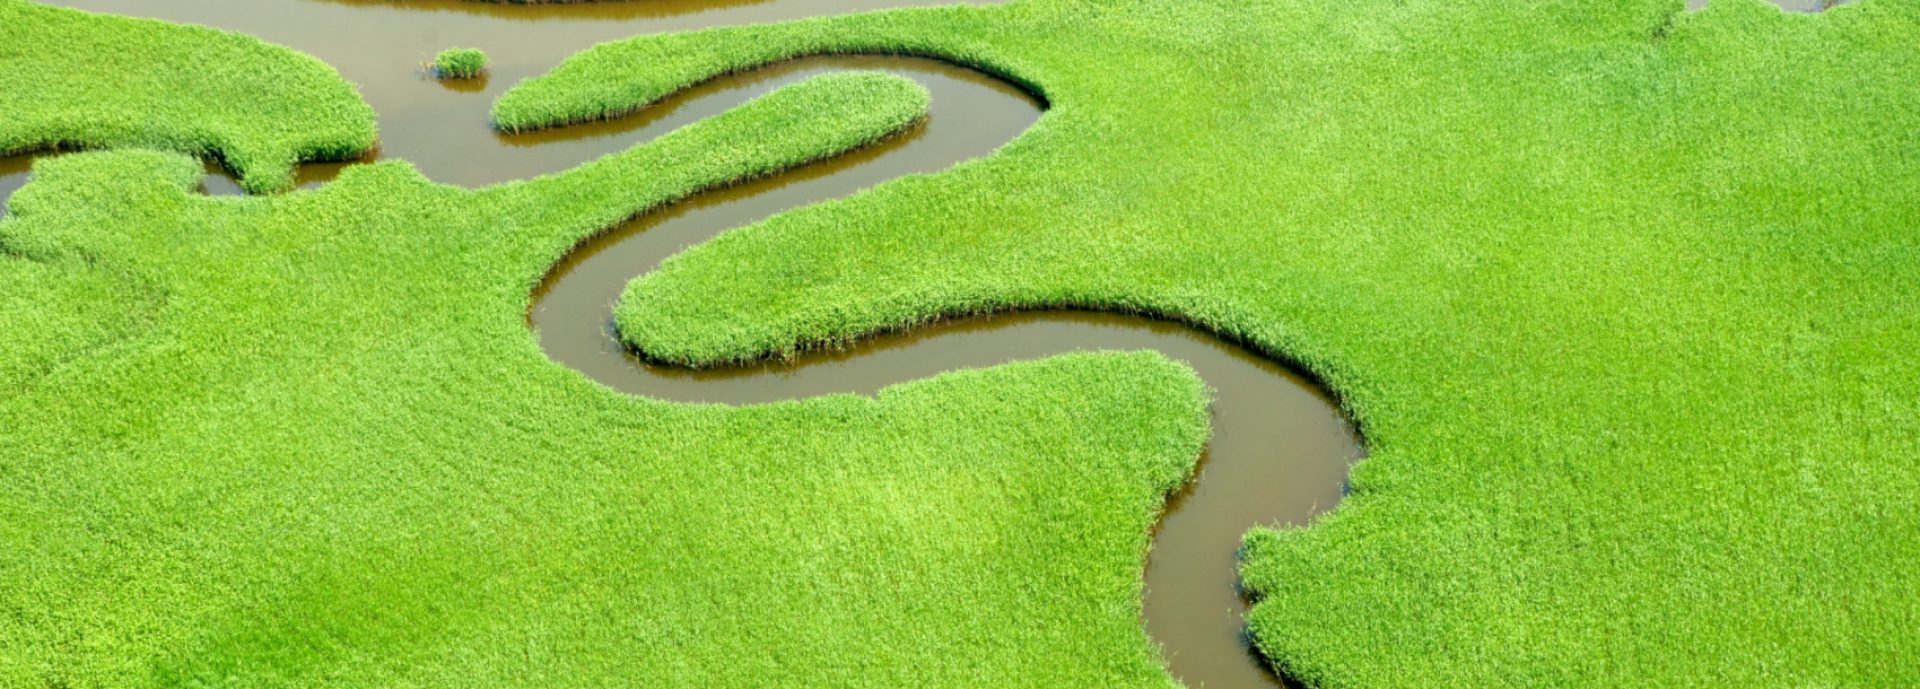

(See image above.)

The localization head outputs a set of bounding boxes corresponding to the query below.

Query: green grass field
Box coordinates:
[0,5,1216,684]
[0,0,375,192]
[5,0,1920,687]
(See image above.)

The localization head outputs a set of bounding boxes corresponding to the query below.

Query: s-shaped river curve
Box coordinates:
[11,2,1365,688]
[527,57,1361,689]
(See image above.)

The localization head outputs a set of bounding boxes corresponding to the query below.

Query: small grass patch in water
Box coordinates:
[431,47,488,79]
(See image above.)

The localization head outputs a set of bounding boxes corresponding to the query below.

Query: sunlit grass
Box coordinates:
[0,52,1217,687]
[5,0,1920,686]
[0,0,376,192]
[431,47,488,79]
[504,0,1920,686]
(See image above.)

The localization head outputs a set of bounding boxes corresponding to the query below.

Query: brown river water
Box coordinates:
[0,0,1836,686]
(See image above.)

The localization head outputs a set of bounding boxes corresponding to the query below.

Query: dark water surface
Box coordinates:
[0,156,29,215]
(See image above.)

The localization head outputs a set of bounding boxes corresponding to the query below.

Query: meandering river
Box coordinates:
[4,0,1825,685]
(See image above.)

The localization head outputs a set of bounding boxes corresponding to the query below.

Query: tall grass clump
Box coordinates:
[432,47,489,79]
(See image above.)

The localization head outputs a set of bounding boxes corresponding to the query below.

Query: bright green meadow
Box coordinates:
[5,0,1920,688]
[0,0,375,193]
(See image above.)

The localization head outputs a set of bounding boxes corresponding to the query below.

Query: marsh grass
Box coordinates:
[504,1,1920,686]
[0,0,377,193]
[432,47,488,79]
[1,64,1223,689]
[5,0,1920,687]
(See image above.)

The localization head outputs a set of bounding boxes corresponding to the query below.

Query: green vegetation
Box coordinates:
[432,47,488,79]
[0,56,1223,688]
[0,0,376,193]
[8,0,1920,687]
[499,0,1920,685]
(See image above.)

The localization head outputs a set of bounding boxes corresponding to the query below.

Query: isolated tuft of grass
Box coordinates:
[431,47,488,79]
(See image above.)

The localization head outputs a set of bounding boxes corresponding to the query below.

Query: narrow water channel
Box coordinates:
[3,0,1826,686]
[525,55,1360,689]
[3,3,1357,679]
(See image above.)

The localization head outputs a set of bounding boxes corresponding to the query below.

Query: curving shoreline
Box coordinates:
[526,56,1360,689]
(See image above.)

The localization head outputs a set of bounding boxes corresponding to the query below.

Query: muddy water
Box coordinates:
[0,0,1852,203]
[2,2,1364,689]
[0,156,28,216]
[25,0,988,187]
